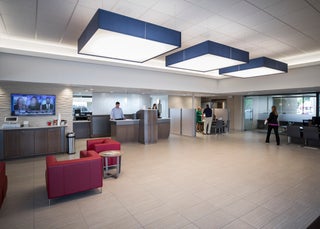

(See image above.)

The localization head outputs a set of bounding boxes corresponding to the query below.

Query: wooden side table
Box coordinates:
[99,150,123,179]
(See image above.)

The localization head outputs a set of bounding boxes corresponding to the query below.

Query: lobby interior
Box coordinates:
[1,0,320,228]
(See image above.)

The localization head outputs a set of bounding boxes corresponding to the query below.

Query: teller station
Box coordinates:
[73,109,170,144]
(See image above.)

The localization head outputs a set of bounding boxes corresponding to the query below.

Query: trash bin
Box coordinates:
[66,132,75,154]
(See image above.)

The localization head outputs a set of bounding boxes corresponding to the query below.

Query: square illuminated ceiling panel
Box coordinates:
[165,40,249,72]
[219,57,288,78]
[78,9,181,63]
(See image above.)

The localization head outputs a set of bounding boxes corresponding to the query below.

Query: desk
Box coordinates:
[110,119,139,142]
[286,125,320,147]
[99,150,123,179]
[110,118,170,143]
[211,120,226,134]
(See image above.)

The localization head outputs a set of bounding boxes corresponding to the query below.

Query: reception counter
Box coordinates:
[110,118,170,143]
[110,119,139,143]
[0,125,67,160]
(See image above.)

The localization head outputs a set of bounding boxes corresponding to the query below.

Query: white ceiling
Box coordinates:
[0,0,320,79]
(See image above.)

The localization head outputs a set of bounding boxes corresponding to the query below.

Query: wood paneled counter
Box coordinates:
[110,119,139,143]
[157,118,171,139]
[110,118,170,143]
[0,125,66,160]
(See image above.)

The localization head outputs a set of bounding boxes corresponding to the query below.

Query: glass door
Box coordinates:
[244,97,254,130]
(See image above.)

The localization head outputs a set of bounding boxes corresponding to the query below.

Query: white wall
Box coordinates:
[168,96,201,109]
[0,53,217,94]
[1,53,319,95]
[0,82,73,131]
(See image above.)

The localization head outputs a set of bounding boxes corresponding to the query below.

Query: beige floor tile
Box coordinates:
[223,199,259,218]
[261,195,298,214]
[222,219,256,229]
[144,213,190,229]
[89,214,142,229]
[194,209,237,229]
[132,204,178,226]
[179,201,219,222]
[207,192,242,209]
[125,195,163,215]
[180,224,200,229]
[240,206,277,228]
[163,193,203,212]
[1,132,320,228]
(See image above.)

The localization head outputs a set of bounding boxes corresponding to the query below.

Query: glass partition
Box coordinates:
[245,93,317,129]
[72,96,92,115]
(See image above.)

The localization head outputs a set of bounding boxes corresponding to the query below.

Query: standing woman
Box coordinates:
[265,105,280,145]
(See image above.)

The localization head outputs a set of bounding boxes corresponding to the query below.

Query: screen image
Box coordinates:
[11,94,56,116]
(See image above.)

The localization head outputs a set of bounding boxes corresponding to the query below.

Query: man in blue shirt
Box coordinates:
[203,104,213,135]
[110,102,125,120]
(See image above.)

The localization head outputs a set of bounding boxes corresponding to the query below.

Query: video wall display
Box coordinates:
[11,94,56,116]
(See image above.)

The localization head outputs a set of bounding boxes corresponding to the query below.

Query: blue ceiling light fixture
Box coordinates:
[165,40,249,72]
[219,57,288,78]
[78,9,181,63]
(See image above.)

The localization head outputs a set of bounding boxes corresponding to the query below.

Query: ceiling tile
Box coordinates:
[245,0,282,9]
[199,15,232,30]
[236,10,274,28]
[0,0,36,38]
[175,4,212,25]
[78,0,119,10]
[181,24,207,41]
[151,0,192,16]
[185,0,243,13]
[264,0,309,18]
[219,1,260,21]
[37,0,77,26]
[162,17,191,31]
[111,0,149,18]
[139,9,170,25]
[126,0,159,9]
[279,7,320,41]
[61,5,97,45]
[36,21,65,42]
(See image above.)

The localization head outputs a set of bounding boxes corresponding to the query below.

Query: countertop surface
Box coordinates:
[0,125,67,130]
[111,118,170,125]
[73,120,91,123]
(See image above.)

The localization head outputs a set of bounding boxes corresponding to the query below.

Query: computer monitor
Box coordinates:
[311,116,320,126]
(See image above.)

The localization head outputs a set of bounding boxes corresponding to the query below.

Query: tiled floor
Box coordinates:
[1,131,320,229]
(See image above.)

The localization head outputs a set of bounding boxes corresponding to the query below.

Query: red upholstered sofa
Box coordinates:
[86,138,121,172]
[0,162,8,208]
[45,150,103,202]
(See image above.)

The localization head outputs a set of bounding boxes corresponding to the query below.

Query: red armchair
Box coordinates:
[86,138,121,172]
[45,150,103,203]
[0,162,8,208]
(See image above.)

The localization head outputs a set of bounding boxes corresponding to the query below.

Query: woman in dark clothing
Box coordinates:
[265,105,280,145]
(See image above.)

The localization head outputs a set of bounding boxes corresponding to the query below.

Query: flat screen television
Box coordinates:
[11,94,56,116]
